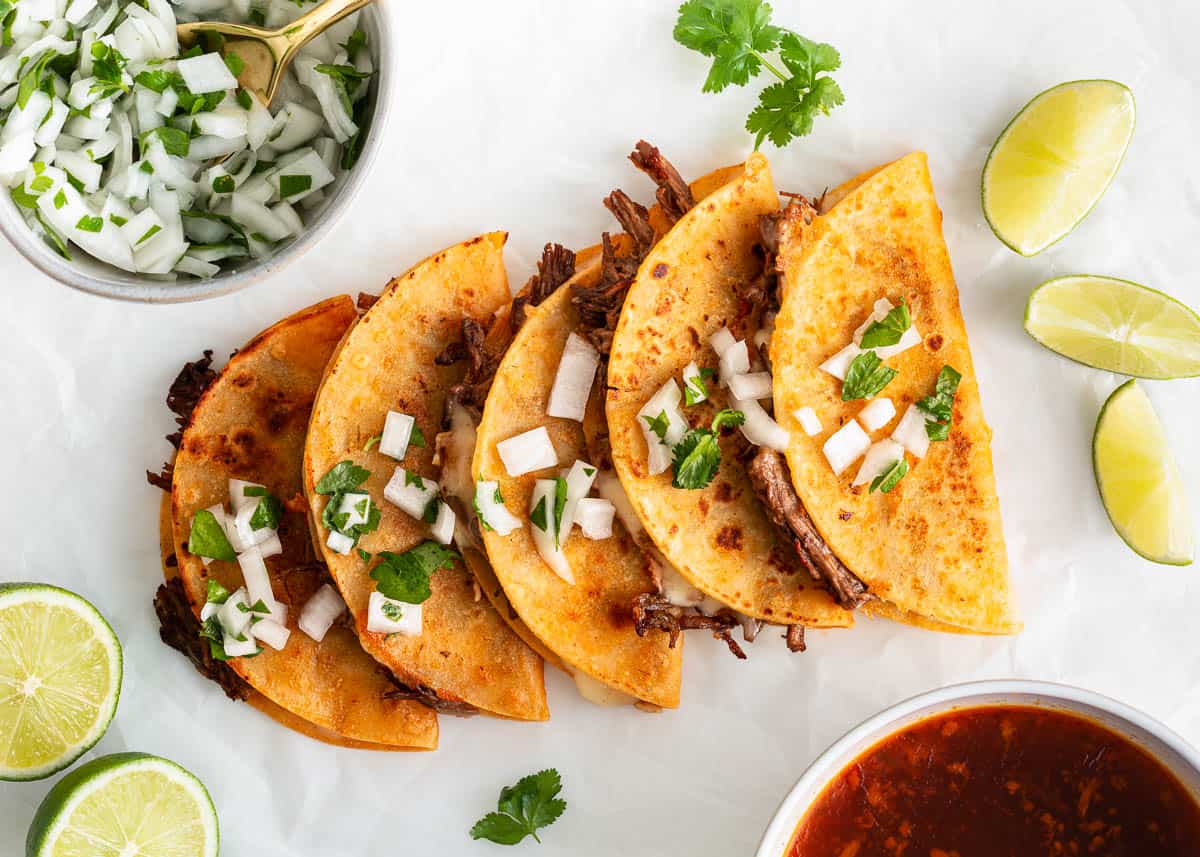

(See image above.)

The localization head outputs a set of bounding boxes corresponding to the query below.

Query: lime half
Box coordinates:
[0,584,122,781]
[1026,276,1200,379]
[983,80,1135,255]
[1093,381,1194,565]
[26,752,219,857]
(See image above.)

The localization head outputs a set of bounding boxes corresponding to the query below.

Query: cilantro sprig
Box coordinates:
[470,769,566,846]
[859,299,912,349]
[315,461,379,546]
[917,365,962,441]
[870,458,908,493]
[370,541,459,604]
[188,508,235,561]
[673,0,844,148]
[671,409,745,490]
[842,352,896,401]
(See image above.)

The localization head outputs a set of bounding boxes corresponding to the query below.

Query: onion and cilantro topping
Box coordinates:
[378,409,424,460]
[841,351,896,400]
[852,439,906,488]
[638,378,688,475]
[197,578,289,660]
[296,582,344,643]
[382,467,437,521]
[497,426,559,477]
[369,541,458,606]
[367,590,421,636]
[916,364,962,440]
[0,0,375,278]
[314,459,379,555]
[470,768,566,846]
[682,361,712,405]
[727,370,772,401]
[546,332,600,422]
[671,408,744,490]
[474,480,522,535]
[822,418,870,475]
[820,297,921,389]
[529,477,571,582]
[870,457,908,494]
[187,506,234,560]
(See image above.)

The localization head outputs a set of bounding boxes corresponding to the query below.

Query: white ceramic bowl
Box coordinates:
[755,679,1200,857]
[0,6,392,303]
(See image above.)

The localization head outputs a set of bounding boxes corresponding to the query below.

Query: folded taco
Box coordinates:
[770,152,1017,633]
[606,153,853,650]
[153,297,437,750]
[303,234,549,721]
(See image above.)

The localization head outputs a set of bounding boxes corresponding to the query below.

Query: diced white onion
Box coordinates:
[575,498,615,540]
[228,479,266,512]
[529,479,573,583]
[367,591,422,636]
[326,529,354,555]
[217,587,251,637]
[231,192,290,241]
[819,343,863,381]
[681,361,708,405]
[637,379,688,476]
[379,410,416,460]
[176,52,237,93]
[709,327,736,357]
[430,501,455,546]
[547,332,600,422]
[718,339,750,386]
[297,583,345,643]
[474,480,522,536]
[822,419,871,475]
[230,501,272,552]
[383,467,439,521]
[261,598,287,626]
[266,101,324,152]
[53,149,101,192]
[853,439,907,487]
[118,207,165,249]
[336,491,372,528]
[497,426,558,477]
[222,630,258,657]
[595,471,641,536]
[891,403,931,459]
[727,371,773,401]
[250,618,290,651]
[200,601,219,622]
[557,460,597,546]
[257,530,283,559]
[794,406,823,437]
[236,545,274,608]
[735,397,789,452]
[858,397,896,432]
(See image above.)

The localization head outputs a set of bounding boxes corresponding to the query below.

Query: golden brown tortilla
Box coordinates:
[606,154,852,628]
[771,152,1018,634]
[169,297,438,749]
[474,252,683,709]
[303,234,549,721]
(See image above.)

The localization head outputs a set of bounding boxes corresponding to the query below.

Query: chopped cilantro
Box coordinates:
[870,458,909,493]
[380,600,404,622]
[530,496,548,531]
[188,508,235,561]
[842,351,897,401]
[552,477,567,547]
[917,364,962,441]
[404,470,425,489]
[859,299,912,349]
[136,224,161,245]
[249,493,282,531]
[74,215,103,233]
[684,366,714,406]
[277,173,312,198]
[212,174,235,194]
[315,460,370,494]
[410,425,426,448]
[370,541,459,604]
[671,409,745,490]
[642,410,671,442]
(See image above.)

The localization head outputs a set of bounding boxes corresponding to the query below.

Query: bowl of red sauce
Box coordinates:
[756,680,1200,857]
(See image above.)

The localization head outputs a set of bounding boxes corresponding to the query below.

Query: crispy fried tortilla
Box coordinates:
[606,154,852,628]
[771,152,1017,634]
[168,297,437,750]
[303,234,549,721]
[474,251,683,709]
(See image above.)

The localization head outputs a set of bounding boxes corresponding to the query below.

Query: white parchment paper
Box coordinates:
[2,1,1199,854]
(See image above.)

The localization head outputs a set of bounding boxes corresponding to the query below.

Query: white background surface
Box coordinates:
[3,0,1200,854]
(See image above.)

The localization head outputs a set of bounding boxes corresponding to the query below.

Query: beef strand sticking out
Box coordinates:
[630,139,695,224]
[785,624,807,653]
[510,243,577,330]
[146,350,219,491]
[379,669,478,717]
[632,592,747,660]
[154,577,249,702]
[747,448,871,610]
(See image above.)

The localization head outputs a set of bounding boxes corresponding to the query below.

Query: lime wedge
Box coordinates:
[983,80,1135,255]
[25,752,219,857]
[1026,276,1200,379]
[0,584,122,781]
[1093,381,1194,565]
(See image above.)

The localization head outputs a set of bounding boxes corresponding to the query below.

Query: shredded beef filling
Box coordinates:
[379,668,478,717]
[356,292,378,311]
[747,448,871,610]
[154,577,249,702]
[510,243,577,329]
[630,139,695,224]
[146,350,219,491]
[785,624,807,653]
[632,592,746,660]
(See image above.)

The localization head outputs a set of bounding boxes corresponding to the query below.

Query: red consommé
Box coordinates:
[786,705,1200,857]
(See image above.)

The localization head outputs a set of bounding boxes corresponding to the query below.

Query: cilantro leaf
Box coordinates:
[343,29,367,62]
[380,600,404,621]
[315,460,370,494]
[916,364,962,440]
[471,768,566,846]
[859,298,912,349]
[552,477,567,548]
[530,496,548,531]
[370,541,459,604]
[410,425,426,448]
[205,579,231,605]
[363,433,381,451]
[642,410,671,441]
[143,125,191,158]
[710,408,745,432]
[671,430,720,490]
[684,367,714,406]
[870,458,908,493]
[841,351,896,401]
[249,493,282,531]
[674,0,843,146]
[188,509,235,561]
[421,497,439,524]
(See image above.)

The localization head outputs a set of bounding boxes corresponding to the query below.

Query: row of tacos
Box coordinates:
[149,143,1016,750]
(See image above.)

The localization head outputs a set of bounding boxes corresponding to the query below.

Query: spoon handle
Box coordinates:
[282,0,375,52]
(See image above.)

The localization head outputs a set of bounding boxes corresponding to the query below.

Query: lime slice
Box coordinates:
[25,752,219,857]
[1026,276,1200,379]
[983,80,1135,255]
[0,584,122,781]
[1093,380,1194,565]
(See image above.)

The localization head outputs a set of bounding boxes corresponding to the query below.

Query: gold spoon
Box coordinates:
[176,0,374,107]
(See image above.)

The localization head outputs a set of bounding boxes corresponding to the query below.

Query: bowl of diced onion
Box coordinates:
[0,0,389,302]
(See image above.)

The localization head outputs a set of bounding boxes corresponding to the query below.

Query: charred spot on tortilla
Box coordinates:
[653,263,669,278]
[715,525,745,552]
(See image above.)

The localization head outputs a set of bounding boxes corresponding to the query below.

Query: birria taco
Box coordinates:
[153,297,437,750]
[771,152,1017,633]
[303,234,549,721]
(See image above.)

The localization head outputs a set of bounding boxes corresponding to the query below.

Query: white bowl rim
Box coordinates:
[0,3,393,304]
[754,678,1200,857]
